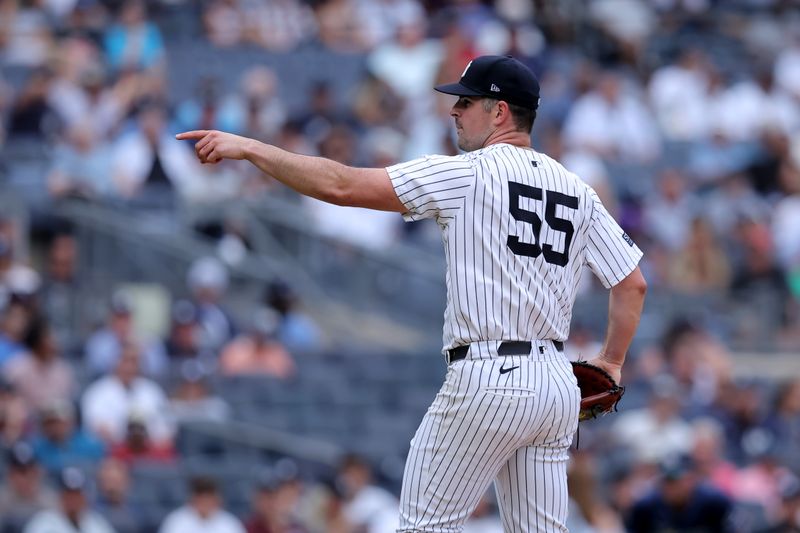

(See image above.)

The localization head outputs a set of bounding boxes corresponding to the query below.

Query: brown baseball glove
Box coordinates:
[571,361,625,421]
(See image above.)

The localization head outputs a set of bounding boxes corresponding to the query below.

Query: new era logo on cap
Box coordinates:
[434,55,540,110]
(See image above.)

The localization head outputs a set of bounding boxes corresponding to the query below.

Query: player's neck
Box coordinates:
[482,129,531,149]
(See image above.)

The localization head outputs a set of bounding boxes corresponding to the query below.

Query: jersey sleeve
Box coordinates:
[585,189,643,288]
[386,154,475,222]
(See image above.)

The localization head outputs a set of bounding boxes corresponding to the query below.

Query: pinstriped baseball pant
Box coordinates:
[398,341,580,532]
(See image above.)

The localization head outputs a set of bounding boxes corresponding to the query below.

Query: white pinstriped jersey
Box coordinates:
[387,143,643,352]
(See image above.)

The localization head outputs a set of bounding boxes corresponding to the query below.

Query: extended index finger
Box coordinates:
[175,130,210,141]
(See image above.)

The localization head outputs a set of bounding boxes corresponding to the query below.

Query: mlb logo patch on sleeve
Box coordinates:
[622,232,634,247]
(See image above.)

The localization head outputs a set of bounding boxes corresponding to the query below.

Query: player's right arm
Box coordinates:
[175,129,406,212]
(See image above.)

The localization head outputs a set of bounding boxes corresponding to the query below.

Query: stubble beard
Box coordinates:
[455,121,491,152]
[456,130,481,152]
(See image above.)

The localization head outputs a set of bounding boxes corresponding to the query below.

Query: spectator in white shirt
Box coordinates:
[366,7,443,101]
[648,48,712,142]
[563,71,662,162]
[708,68,800,143]
[24,467,115,533]
[337,454,399,533]
[46,55,139,140]
[612,376,693,465]
[112,103,210,205]
[774,41,800,100]
[160,476,245,533]
[81,343,174,445]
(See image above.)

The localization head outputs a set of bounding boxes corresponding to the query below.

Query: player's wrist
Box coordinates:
[241,138,260,161]
[597,351,624,368]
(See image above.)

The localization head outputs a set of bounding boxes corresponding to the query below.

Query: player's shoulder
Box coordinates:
[388,151,475,175]
[471,142,526,161]
[525,148,594,193]
[483,144,578,173]
[535,150,587,182]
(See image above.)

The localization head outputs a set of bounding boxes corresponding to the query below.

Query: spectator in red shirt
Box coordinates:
[110,415,174,465]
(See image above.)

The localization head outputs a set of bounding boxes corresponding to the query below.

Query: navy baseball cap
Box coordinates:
[7,442,37,469]
[58,467,87,491]
[659,454,695,481]
[435,55,540,110]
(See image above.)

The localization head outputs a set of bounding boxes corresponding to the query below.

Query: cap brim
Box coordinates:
[434,82,485,97]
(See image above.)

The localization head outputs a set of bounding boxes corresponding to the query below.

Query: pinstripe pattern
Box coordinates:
[387,144,642,531]
[387,145,643,352]
[397,343,580,531]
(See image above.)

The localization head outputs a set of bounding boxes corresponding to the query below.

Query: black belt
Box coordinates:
[446,340,564,364]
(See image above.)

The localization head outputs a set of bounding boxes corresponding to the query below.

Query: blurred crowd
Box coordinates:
[1,0,800,531]
[564,318,800,532]
[0,0,798,342]
[0,226,330,531]
[0,0,800,308]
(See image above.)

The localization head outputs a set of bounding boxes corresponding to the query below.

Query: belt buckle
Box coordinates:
[447,345,469,364]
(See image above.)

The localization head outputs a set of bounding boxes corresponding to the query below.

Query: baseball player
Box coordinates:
[177,55,647,532]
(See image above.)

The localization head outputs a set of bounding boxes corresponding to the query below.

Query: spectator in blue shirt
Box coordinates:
[0,299,32,368]
[263,281,322,355]
[31,399,105,475]
[104,0,165,73]
[85,291,168,379]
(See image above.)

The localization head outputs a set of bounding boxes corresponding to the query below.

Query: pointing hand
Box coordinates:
[176,130,252,164]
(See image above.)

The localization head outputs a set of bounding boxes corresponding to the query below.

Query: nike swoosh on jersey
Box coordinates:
[499,364,520,374]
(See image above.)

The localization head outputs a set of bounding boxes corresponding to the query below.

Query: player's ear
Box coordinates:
[496,101,510,124]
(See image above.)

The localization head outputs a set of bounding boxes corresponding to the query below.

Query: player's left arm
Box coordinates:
[176,129,406,212]
[592,266,647,383]
[582,186,647,384]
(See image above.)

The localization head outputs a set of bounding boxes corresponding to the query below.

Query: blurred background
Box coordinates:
[0,0,799,531]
